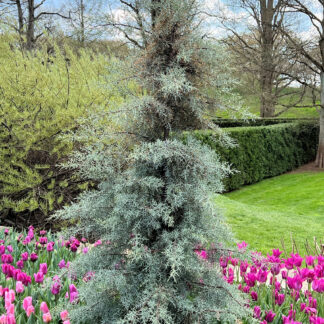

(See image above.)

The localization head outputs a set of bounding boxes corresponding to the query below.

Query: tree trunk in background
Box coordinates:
[26,0,35,50]
[259,0,275,117]
[316,72,324,168]
[80,0,85,45]
[15,0,24,36]
[260,71,275,117]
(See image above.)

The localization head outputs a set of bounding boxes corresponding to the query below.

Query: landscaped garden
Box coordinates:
[2,0,324,323]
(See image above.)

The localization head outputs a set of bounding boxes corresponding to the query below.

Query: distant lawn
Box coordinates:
[215,172,324,256]
[215,89,319,119]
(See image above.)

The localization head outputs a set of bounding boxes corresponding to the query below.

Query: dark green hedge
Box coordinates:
[213,118,318,128]
[189,122,319,191]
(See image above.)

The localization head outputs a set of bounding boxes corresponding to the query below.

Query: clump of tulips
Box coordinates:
[0,227,92,323]
[217,242,324,324]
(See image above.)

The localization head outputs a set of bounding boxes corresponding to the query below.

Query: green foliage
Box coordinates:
[213,118,318,128]
[53,0,248,322]
[0,34,125,226]
[189,122,319,191]
[56,139,246,323]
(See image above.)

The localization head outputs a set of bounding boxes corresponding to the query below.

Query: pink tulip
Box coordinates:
[63,321,70,324]
[60,310,69,321]
[23,297,32,311]
[69,284,78,303]
[40,302,49,314]
[15,281,24,294]
[58,260,66,269]
[237,241,247,251]
[34,271,44,283]
[42,312,52,323]
[94,240,102,247]
[6,314,15,324]
[47,242,54,252]
[6,303,14,315]
[26,305,34,317]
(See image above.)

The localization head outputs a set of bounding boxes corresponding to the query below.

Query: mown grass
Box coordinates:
[215,172,324,256]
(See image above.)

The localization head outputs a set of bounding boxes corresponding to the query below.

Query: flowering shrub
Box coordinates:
[219,242,324,324]
[0,227,88,323]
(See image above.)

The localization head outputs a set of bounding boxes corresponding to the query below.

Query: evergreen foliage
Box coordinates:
[190,122,319,191]
[0,34,125,227]
[54,0,247,322]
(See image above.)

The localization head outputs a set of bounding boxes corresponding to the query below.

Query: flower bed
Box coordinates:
[2,224,323,324]
[219,242,324,324]
[0,227,90,323]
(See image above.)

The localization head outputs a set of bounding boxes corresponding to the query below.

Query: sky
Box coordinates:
[42,0,319,40]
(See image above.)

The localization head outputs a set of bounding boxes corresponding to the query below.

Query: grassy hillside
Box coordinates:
[215,172,324,256]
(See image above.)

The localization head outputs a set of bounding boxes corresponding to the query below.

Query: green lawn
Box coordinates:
[215,172,324,256]
[214,89,319,119]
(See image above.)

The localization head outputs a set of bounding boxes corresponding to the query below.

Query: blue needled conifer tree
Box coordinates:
[54,0,247,322]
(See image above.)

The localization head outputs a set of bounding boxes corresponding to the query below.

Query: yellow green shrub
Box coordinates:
[0,34,126,225]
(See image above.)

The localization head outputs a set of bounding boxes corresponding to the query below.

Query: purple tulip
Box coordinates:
[39,263,48,275]
[265,310,276,323]
[21,252,28,261]
[30,253,38,262]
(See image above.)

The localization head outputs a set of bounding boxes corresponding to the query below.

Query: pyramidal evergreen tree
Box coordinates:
[54,0,248,322]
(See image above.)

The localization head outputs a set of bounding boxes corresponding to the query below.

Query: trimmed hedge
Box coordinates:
[190,122,319,191]
[213,118,318,128]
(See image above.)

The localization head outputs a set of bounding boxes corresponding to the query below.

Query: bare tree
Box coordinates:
[277,0,323,167]
[65,0,104,46]
[219,0,302,117]
[0,0,71,49]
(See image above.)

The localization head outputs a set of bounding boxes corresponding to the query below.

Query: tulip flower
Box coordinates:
[39,263,48,275]
[251,291,258,301]
[26,305,34,317]
[40,302,49,313]
[265,310,276,323]
[34,271,44,283]
[58,259,66,269]
[51,282,61,295]
[237,241,247,251]
[60,310,69,321]
[30,253,38,262]
[21,252,28,261]
[23,297,32,312]
[253,306,261,319]
[15,281,24,294]
[42,312,52,323]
